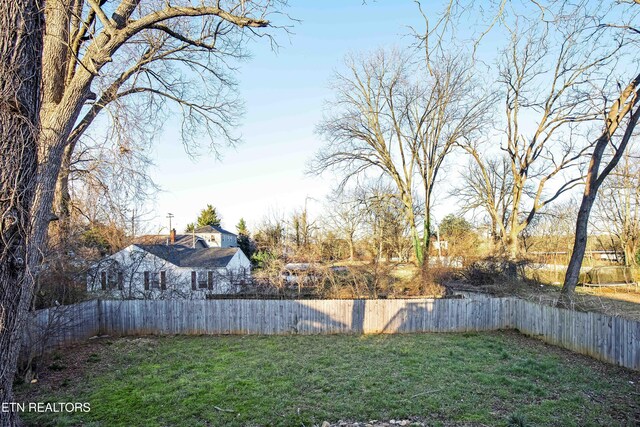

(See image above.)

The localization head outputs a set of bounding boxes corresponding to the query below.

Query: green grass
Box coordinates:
[16,332,640,427]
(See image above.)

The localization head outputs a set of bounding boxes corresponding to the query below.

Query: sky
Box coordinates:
[146,1,437,234]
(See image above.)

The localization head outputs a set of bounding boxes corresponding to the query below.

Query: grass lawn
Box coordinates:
[16,332,640,427]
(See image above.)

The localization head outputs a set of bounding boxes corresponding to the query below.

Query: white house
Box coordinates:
[135,229,208,248]
[134,227,238,249]
[193,225,238,248]
[87,243,251,299]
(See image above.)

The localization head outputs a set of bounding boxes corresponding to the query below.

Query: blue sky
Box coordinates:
[147,1,435,234]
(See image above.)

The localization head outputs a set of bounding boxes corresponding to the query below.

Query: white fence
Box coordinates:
[23,297,640,370]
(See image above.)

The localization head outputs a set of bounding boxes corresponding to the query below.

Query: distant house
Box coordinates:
[193,225,238,248]
[135,229,208,249]
[87,241,251,299]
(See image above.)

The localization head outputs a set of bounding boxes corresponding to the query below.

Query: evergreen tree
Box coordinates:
[236,218,249,236]
[196,204,221,228]
[236,217,256,258]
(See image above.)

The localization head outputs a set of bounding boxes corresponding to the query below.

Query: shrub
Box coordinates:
[461,257,529,286]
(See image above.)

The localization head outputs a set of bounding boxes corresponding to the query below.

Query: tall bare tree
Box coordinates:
[0,1,43,423]
[560,75,640,304]
[559,2,640,304]
[591,149,640,267]
[462,14,622,260]
[0,2,282,423]
[49,0,281,240]
[313,48,488,267]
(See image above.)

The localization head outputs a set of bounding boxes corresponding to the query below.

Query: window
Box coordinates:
[107,272,118,290]
[207,271,214,290]
[151,272,160,289]
[160,271,166,290]
[197,271,208,289]
[144,271,150,290]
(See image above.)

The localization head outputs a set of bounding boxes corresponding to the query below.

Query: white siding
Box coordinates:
[87,245,250,299]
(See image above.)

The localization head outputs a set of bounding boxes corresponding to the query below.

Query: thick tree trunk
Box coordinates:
[506,228,519,260]
[423,215,431,268]
[560,74,640,307]
[410,226,424,266]
[559,192,596,307]
[50,143,73,247]
[623,241,638,267]
[0,1,43,425]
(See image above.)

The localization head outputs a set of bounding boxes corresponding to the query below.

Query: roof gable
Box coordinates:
[134,234,207,247]
[193,225,237,236]
[133,244,239,268]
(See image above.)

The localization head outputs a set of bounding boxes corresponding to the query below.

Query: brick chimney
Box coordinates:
[169,228,176,244]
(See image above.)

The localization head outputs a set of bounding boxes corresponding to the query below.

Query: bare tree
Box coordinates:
[560,78,640,303]
[1,1,283,422]
[463,13,621,261]
[0,0,43,422]
[290,205,316,256]
[358,183,413,263]
[560,2,640,304]
[454,155,514,250]
[52,123,159,244]
[254,210,287,258]
[49,0,284,241]
[323,188,366,261]
[591,149,640,267]
[312,48,488,268]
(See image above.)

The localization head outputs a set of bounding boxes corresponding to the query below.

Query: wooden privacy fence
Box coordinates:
[24,297,640,370]
[512,299,640,371]
[98,298,516,335]
[22,300,100,356]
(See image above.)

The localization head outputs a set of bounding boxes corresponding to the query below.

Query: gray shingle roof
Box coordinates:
[134,244,239,268]
[134,234,207,248]
[193,225,237,236]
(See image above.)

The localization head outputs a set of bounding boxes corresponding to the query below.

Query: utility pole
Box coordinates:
[131,209,136,238]
[167,213,174,233]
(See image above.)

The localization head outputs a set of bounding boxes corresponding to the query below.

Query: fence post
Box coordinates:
[96,298,103,335]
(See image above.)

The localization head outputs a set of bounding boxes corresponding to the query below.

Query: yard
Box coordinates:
[16,332,640,426]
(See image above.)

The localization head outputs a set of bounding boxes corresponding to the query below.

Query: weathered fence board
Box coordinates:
[22,300,100,355]
[512,299,640,370]
[97,298,514,337]
[23,297,640,371]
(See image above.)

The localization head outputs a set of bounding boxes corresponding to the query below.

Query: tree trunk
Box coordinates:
[560,74,640,307]
[50,143,73,247]
[506,228,519,260]
[423,215,431,269]
[559,192,596,307]
[623,241,638,267]
[410,226,424,266]
[0,1,43,425]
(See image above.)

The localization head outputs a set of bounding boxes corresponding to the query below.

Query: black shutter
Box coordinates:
[117,272,124,290]
[207,271,213,290]
[101,271,107,290]
[191,271,197,290]
[144,271,150,290]
[160,271,167,290]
